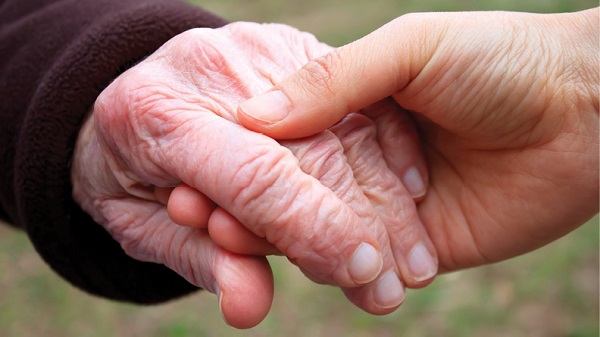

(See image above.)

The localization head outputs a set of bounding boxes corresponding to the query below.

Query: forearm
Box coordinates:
[0,0,226,303]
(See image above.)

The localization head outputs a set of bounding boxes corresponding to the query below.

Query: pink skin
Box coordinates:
[168,102,435,311]
[237,10,599,272]
[71,22,435,328]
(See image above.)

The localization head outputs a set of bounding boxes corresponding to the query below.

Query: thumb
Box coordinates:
[237,13,440,139]
[99,199,273,329]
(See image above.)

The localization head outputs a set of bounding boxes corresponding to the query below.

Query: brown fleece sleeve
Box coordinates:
[0,0,228,303]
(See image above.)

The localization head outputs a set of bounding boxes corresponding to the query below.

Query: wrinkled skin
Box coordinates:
[71,22,436,328]
[238,10,599,272]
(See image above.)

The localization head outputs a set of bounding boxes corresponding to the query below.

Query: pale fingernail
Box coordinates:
[239,91,290,124]
[374,270,405,309]
[348,243,383,284]
[402,166,426,199]
[408,243,437,282]
[214,282,231,326]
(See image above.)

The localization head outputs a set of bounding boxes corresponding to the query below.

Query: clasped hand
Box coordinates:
[71,22,437,328]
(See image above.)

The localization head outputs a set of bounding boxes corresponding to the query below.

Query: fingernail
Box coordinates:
[214,282,231,326]
[408,243,437,282]
[374,270,405,309]
[348,243,383,284]
[402,166,426,199]
[239,91,290,124]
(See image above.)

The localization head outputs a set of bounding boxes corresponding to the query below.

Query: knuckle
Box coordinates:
[332,115,398,192]
[288,132,345,177]
[283,132,354,196]
[166,28,210,57]
[332,113,377,151]
[384,203,422,245]
[123,74,165,119]
[111,67,187,147]
[100,65,162,128]
[176,27,206,41]
[226,145,296,231]
[331,115,379,172]
[268,193,347,277]
[171,28,234,77]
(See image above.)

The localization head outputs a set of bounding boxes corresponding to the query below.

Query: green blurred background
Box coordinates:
[1,1,598,336]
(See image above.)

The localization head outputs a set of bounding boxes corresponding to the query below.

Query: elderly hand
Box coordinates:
[238,9,599,272]
[71,22,436,328]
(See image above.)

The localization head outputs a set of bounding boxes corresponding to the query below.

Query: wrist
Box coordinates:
[71,112,113,224]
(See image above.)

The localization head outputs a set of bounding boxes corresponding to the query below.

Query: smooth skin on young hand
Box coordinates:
[235,9,599,272]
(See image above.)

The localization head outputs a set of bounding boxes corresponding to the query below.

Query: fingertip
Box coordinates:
[348,242,384,285]
[238,90,290,126]
[216,254,274,329]
[167,184,214,228]
[237,92,329,139]
[237,50,358,139]
[237,90,304,139]
[402,166,427,200]
[342,269,405,315]
[404,242,438,288]
[373,270,405,310]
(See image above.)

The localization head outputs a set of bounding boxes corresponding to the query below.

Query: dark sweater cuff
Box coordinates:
[16,0,227,303]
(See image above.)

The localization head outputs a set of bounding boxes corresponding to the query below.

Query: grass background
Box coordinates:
[1,0,598,336]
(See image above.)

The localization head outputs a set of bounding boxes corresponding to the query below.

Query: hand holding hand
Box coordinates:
[238,9,599,271]
[71,22,436,327]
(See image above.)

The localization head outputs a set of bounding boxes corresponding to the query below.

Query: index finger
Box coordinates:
[184,117,385,287]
